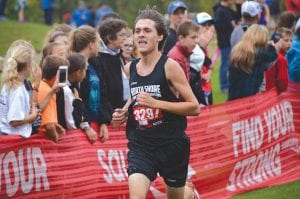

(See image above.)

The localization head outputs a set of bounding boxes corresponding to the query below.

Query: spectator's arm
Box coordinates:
[44,123,65,142]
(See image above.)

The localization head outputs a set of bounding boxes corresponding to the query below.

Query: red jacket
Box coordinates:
[265,51,288,92]
[168,42,192,81]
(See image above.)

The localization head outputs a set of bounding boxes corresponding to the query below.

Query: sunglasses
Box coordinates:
[123,44,134,49]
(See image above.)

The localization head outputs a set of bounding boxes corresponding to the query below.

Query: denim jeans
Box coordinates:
[219,47,231,91]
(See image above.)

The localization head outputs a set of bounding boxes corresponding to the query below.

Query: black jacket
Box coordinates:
[89,51,127,110]
[79,59,112,125]
[213,3,236,48]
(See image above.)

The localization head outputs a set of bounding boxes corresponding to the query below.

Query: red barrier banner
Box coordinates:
[1,85,300,199]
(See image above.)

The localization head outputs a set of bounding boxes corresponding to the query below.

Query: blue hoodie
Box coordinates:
[287,36,300,82]
[41,0,55,9]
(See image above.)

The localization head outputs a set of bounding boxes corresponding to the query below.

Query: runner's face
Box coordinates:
[134,19,162,54]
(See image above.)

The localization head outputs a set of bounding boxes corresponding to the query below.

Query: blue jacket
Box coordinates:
[228,45,277,101]
[72,8,92,27]
[287,36,300,82]
[41,0,55,9]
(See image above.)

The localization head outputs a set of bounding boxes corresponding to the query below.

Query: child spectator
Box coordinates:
[38,55,68,142]
[192,12,215,105]
[4,40,60,113]
[40,42,68,67]
[0,42,39,138]
[168,20,199,81]
[228,24,277,100]
[57,53,98,144]
[286,19,300,82]
[48,31,69,45]
[275,11,296,31]
[265,28,293,92]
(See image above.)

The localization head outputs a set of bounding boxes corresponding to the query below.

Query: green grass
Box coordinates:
[233,180,300,199]
[0,20,299,198]
[209,40,228,104]
[0,20,51,56]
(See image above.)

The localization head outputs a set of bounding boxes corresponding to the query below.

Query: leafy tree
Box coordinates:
[3,0,286,26]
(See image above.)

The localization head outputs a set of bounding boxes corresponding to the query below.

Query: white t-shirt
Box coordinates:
[190,44,205,72]
[63,84,76,129]
[0,84,32,138]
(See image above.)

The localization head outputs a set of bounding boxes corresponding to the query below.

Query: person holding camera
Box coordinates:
[228,24,277,101]
[37,55,68,142]
[265,28,293,93]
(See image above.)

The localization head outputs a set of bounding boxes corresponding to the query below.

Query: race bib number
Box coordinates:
[133,105,163,128]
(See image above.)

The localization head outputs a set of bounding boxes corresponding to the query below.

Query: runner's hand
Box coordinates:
[112,108,128,127]
[136,92,157,108]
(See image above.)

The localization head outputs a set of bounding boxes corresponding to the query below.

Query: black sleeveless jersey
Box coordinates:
[126,55,187,147]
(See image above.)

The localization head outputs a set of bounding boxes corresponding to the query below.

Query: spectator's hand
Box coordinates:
[136,92,157,108]
[112,108,128,127]
[199,26,215,48]
[85,127,98,144]
[55,123,65,138]
[99,124,109,143]
[50,71,65,93]
[45,131,59,143]
[30,102,40,121]
[32,65,42,89]
[201,69,212,82]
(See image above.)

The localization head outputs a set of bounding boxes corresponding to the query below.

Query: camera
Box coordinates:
[271,33,281,43]
[58,66,68,84]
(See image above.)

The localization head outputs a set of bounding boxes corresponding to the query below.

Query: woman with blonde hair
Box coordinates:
[228,24,277,100]
[0,42,39,138]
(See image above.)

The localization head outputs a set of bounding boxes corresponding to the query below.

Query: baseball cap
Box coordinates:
[167,1,187,14]
[241,1,261,17]
[194,12,214,25]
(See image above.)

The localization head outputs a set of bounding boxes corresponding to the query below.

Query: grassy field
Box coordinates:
[0,20,299,198]
[0,20,51,56]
